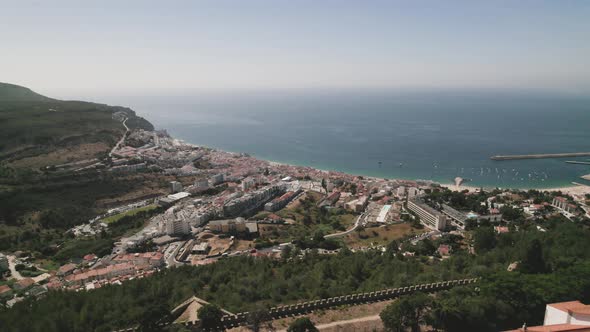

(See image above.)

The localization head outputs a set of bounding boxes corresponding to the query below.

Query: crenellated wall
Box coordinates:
[190,278,480,330]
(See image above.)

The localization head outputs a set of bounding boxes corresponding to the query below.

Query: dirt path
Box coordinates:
[314,314,381,330]
[8,255,24,280]
[277,314,382,332]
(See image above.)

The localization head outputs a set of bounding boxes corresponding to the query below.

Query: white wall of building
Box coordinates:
[570,313,590,325]
[544,305,571,325]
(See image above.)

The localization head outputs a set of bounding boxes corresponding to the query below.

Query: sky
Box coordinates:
[1,0,590,97]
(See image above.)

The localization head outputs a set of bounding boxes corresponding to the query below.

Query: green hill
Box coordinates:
[0,82,153,166]
[0,82,53,102]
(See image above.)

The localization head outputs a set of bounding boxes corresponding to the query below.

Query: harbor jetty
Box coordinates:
[491,152,590,161]
[565,161,590,165]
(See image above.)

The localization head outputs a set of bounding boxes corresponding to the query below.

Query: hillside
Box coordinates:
[0,82,53,102]
[0,83,163,270]
[0,82,153,167]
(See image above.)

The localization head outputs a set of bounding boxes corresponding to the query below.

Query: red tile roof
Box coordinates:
[0,285,11,294]
[548,301,586,312]
[505,325,590,332]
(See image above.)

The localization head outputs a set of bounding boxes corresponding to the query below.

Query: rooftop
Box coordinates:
[549,301,590,315]
[506,325,590,332]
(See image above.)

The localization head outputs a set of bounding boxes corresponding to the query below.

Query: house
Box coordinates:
[57,263,77,276]
[209,218,258,234]
[28,285,48,297]
[191,243,210,255]
[65,263,135,285]
[495,226,510,234]
[553,197,576,213]
[489,208,501,215]
[112,252,164,267]
[504,300,590,331]
[264,213,284,223]
[344,195,368,212]
[13,278,35,290]
[172,296,234,324]
[83,254,97,262]
[0,285,12,298]
[437,244,451,256]
[319,191,341,207]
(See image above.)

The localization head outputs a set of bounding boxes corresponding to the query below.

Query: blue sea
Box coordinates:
[99,89,590,189]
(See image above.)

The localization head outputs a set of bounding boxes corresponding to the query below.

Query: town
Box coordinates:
[2,117,590,326]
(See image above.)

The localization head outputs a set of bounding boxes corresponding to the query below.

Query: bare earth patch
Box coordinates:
[8,142,110,168]
[344,222,425,249]
[228,300,392,332]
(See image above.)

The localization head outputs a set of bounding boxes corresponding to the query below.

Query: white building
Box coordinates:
[163,219,190,236]
[544,301,590,326]
[396,186,406,198]
[241,177,256,191]
[407,187,420,199]
[194,179,209,190]
[210,173,225,186]
[376,205,392,223]
[170,181,183,193]
[553,196,576,214]
[407,198,447,231]
[506,300,590,331]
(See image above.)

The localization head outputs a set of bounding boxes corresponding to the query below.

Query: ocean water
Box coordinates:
[101,89,590,189]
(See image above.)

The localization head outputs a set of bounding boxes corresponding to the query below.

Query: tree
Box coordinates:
[473,227,496,253]
[519,238,547,274]
[321,178,328,194]
[500,206,524,222]
[137,302,170,331]
[197,304,223,330]
[380,293,432,332]
[281,245,293,260]
[245,309,274,332]
[416,238,436,256]
[287,317,318,332]
[386,240,399,256]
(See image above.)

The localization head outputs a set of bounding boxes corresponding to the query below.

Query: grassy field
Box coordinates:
[344,222,426,249]
[102,204,159,224]
[254,191,359,243]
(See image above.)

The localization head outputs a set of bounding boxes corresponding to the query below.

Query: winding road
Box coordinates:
[109,117,129,158]
[7,255,23,280]
[325,212,366,239]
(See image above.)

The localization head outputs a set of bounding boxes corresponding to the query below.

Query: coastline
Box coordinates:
[177,135,590,195]
[439,182,590,197]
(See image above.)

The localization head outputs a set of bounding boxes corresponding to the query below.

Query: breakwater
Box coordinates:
[566,161,590,165]
[491,152,590,161]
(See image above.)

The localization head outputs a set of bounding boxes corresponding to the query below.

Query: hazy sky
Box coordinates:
[2,0,590,97]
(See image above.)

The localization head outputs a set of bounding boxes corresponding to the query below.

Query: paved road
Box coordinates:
[325,212,366,239]
[410,230,440,245]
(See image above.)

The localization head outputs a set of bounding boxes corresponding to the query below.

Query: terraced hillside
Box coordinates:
[0,82,153,168]
[0,83,164,265]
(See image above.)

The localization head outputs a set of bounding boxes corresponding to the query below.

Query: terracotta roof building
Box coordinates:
[505,300,590,332]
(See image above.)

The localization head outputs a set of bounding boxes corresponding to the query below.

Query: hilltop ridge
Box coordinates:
[0,82,153,166]
[0,82,54,102]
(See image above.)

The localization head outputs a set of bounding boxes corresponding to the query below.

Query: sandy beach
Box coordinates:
[441,182,590,198]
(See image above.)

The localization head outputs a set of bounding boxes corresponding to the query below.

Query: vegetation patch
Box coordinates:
[101,204,159,224]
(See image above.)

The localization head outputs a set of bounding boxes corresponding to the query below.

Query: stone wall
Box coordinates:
[193,278,480,330]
